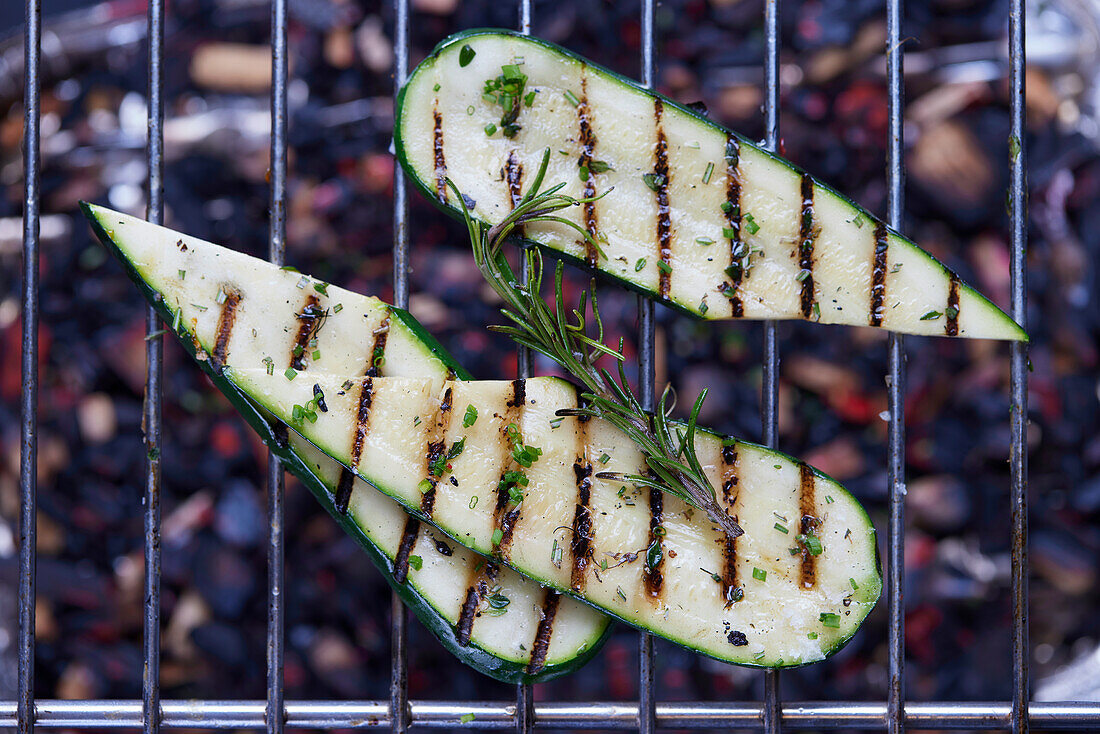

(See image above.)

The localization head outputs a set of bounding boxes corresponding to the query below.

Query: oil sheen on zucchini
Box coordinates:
[395,29,1026,341]
[81,202,611,683]
[227,368,882,668]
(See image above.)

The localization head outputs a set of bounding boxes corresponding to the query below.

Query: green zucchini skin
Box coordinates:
[394,29,1027,342]
[228,369,882,669]
[81,202,611,684]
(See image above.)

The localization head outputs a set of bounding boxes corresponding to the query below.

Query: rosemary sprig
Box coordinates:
[448,149,743,541]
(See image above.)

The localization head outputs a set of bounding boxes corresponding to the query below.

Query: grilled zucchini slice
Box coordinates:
[81,202,611,683]
[228,368,882,668]
[395,29,1026,341]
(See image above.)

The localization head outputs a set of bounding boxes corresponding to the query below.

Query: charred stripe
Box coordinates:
[576,71,600,265]
[211,288,241,369]
[505,150,525,208]
[720,440,739,602]
[870,222,889,327]
[723,135,744,317]
[653,99,673,299]
[366,314,391,377]
[643,486,665,599]
[432,105,447,202]
[334,468,355,515]
[392,518,421,584]
[526,589,562,674]
[799,463,819,590]
[420,386,455,517]
[350,376,374,469]
[799,173,817,319]
[946,275,960,336]
[290,294,323,371]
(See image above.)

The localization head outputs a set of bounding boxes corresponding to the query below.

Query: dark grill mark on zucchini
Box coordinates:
[946,275,960,336]
[505,150,525,208]
[653,99,673,299]
[334,468,354,515]
[392,518,421,584]
[457,562,500,646]
[720,442,740,604]
[570,461,593,593]
[798,173,817,319]
[723,135,744,317]
[291,295,322,370]
[798,463,818,589]
[350,376,375,470]
[507,378,526,407]
[432,105,447,202]
[420,386,455,517]
[211,288,241,369]
[494,380,527,557]
[576,71,600,265]
[870,222,889,327]
[366,315,390,377]
[644,486,665,598]
[526,589,561,674]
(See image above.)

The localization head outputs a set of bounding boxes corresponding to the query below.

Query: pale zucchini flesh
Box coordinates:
[81,203,611,683]
[395,30,1027,342]
[228,369,883,668]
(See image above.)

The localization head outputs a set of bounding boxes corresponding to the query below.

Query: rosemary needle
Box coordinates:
[447,150,743,541]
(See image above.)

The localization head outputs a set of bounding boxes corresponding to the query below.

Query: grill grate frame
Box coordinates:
[9,0,1074,731]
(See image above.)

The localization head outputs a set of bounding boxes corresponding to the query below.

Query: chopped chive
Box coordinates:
[599,559,608,570]
[825,495,834,504]
[798,533,823,556]
[796,269,811,282]
[820,612,841,628]
[178,269,186,280]
[812,302,821,320]
[284,367,297,380]
[460,714,476,724]
[752,567,767,582]
[1009,134,1021,161]
[599,452,611,464]
[850,577,859,591]
[296,275,308,289]
[720,200,734,214]
[774,523,788,534]
[312,350,321,360]
[774,464,782,469]
[484,123,497,136]
[656,260,672,275]
[463,404,478,427]
[616,586,627,602]
[215,288,228,304]
[635,258,646,272]
[433,83,441,92]
[408,555,423,571]
[699,299,708,315]
[333,303,343,313]
[945,306,959,320]
[642,172,666,191]
[292,344,304,357]
[313,282,328,296]
[413,416,421,426]
[695,236,715,246]
[851,213,865,228]
[458,44,475,67]
[341,380,354,391]
[563,89,580,107]
[524,90,536,107]
[263,356,274,375]
[754,651,766,660]
[279,265,299,272]
[466,105,475,115]
[549,416,564,429]
[808,631,818,639]
[721,437,736,447]
[491,528,504,547]
[702,161,714,184]
[469,495,479,510]
[417,478,433,494]
[743,213,760,235]
[551,539,563,567]
[722,226,737,239]
[920,310,942,321]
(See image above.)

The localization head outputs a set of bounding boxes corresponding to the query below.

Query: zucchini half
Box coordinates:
[227,369,881,668]
[81,203,612,683]
[394,29,1026,341]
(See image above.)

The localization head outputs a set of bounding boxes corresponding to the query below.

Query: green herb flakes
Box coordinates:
[752,567,767,582]
[920,310,942,321]
[460,714,476,724]
[702,161,715,184]
[458,44,476,67]
[563,89,580,107]
[469,495,479,510]
[484,123,497,136]
[491,528,504,547]
[262,356,274,375]
[417,478,433,494]
[408,555,423,571]
[642,172,666,191]
[598,452,611,464]
[635,258,646,272]
[696,236,715,246]
[313,282,328,296]
[774,523,789,534]
[820,612,841,628]
[284,367,297,380]
[657,260,672,275]
[463,404,478,427]
[743,213,760,235]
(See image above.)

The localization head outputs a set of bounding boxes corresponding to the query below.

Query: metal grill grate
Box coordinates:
[11,0,1095,730]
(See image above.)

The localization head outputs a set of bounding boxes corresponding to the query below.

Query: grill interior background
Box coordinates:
[8,0,1099,730]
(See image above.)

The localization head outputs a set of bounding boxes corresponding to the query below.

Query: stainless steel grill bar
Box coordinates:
[884,0,906,731]
[761,0,781,731]
[1008,0,1029,731]
[637,1,656,731]
[1,700,1097,729]
[142,0,166,732]
[19,0,41,732]
[266,0,289,732]
[390,2,411,733]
